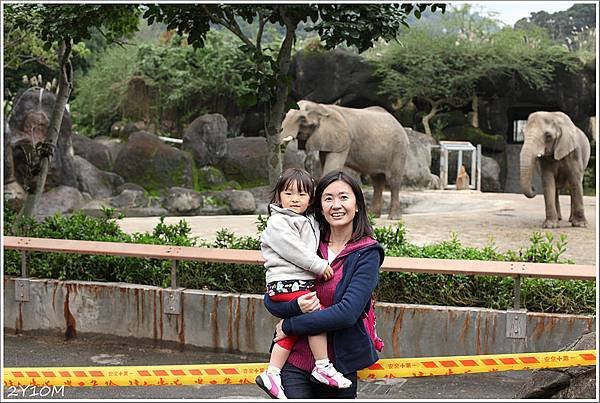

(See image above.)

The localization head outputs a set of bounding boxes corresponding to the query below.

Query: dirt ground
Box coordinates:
[117,190,597,266]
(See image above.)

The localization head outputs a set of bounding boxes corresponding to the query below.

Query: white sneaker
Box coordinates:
[310,364,352,389]
[256,370,287,399]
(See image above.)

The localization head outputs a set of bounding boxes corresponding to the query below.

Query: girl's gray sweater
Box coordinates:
[260,204,328,284]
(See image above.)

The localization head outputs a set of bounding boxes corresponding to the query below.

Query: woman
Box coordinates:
[263,170,384,399]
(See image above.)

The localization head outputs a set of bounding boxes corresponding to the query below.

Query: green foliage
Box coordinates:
[373,224,593,314]
[505,232,572,264]
[372,27,483,109]
[136,30,260,125]
[443,125,506,152]
[371,22,585,128]
[6,4,140,50]
[2,202,594,314]
[71,46,137,135]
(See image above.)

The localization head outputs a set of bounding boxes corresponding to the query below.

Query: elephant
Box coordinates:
[519,111,591,228]
[281,100,409,219]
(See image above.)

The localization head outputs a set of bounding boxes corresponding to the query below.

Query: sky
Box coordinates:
[451,1,579,26]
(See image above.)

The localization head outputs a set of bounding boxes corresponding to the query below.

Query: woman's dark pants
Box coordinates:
[281,362,358,399]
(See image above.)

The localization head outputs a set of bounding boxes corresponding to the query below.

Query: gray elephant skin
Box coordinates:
[281,100,409,219]
[519,111,590,228]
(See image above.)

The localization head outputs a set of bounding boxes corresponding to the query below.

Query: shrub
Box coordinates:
[71,45,137,136]
[2,204,594,314]
[72,30,261,135]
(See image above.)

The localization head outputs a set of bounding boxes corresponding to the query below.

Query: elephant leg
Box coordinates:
[370,174,385,218]
[569,181,587,227]
[555,189,562,221]
[388,176,402,220]
[321,151,348,176]
[542,171,559,228]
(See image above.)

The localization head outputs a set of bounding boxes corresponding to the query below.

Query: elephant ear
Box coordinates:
[553,112,577,160]
[305,105,350,153]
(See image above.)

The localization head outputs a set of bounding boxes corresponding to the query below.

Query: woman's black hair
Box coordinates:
[268,168,315,215]
[314,170,373,243]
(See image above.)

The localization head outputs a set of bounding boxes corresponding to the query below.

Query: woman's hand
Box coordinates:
[297,291,320,313]
[273,320,287,342]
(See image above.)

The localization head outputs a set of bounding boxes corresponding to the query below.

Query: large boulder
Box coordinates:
[182,114,228,167]
[80,186,167,218]
[202,189,256,214]
[7,87,77,190]
[162,187,204,216]
[71,133,112,171]
[290,48,392,109]
[94,136,124,164]
[74,156,124,199]
[480,155,502,192]
[108,188,150,209]
[197,166,226,187]
[220,190,256,214]
[246,185,272,215]
[32,186,85,220]
[113,131,194,192]
[220,137,268,184]
[515,332,596,399]
[3,181,27,211]
[402,128,439,189]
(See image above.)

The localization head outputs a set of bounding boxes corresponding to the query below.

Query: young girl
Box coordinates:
[256,168,352,399]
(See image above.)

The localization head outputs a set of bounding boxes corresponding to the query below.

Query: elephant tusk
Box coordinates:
[282,135,294,143]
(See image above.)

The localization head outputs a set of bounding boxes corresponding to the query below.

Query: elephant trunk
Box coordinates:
[520,143,539,198]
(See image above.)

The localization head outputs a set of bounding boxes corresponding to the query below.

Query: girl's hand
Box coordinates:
[321,265,333,281]
[297,291,320,313]
[274,320,287,342]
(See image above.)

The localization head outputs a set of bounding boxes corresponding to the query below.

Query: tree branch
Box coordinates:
[203,5,256,50]
[256,12,265,52]
[95,27,128,49]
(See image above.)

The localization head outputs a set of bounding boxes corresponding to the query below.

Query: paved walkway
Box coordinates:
[118,190,597,265]
[3,332,531,400]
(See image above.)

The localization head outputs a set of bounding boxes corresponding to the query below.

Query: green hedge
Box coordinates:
[3,205,595,315]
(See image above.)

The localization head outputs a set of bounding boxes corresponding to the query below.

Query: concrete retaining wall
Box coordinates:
[3,277,595,358]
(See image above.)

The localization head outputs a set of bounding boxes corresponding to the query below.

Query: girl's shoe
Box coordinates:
[310,364,352,389]
[256,371,287,399]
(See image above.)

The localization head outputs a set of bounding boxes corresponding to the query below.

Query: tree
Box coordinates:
[6,4,141,233]
[143,3,445,186]
[373,27,486,135]
[372,22,583,136]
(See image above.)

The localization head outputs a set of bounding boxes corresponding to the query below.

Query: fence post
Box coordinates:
[15,251,31,302]
[21,251,28,278]
[506,274,526,339]
[171,260,178,289]
[163,259,182,315]
[513,274,521,310]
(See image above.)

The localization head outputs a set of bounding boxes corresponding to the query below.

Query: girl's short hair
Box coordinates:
[269,168,315,215]
[314,170,373,242]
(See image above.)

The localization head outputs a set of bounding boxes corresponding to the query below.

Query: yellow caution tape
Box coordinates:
[3,350,595,387]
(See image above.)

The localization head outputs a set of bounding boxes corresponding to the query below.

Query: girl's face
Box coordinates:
[280,180,311,214]
[320,180,357,229]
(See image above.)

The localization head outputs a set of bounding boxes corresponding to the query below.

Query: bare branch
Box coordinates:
[256,12,265,52]
[203,5,256,50]
[95,27,128,49]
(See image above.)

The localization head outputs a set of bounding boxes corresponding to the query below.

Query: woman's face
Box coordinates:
[320,180,357,229]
